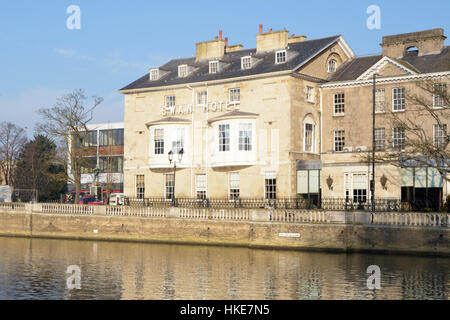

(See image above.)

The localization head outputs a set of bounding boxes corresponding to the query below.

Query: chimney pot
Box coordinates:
[219,30,223,40]
[225,37,228,47]
[259,24,263,34]
[269,28,272,32]
[215,36,218,40]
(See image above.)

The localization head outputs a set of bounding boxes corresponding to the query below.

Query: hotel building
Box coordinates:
[119,27,355,201]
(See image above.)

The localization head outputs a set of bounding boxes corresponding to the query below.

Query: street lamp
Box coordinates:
[168,148,184,206]
[371,73,382,212]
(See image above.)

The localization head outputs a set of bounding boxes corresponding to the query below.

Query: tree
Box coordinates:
[0,122,28,188]
[36,89,103,204]
[14,135,66,202]
[375,79,449,181]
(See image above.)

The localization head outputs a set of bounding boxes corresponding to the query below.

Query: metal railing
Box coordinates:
[124,197,320,210]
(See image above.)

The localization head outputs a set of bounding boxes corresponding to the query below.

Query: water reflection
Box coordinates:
[0,237,448,300]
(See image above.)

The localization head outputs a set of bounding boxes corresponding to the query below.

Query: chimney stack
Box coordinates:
[219,30,223,40]
[259,24,263,34]
[225,37,228,47]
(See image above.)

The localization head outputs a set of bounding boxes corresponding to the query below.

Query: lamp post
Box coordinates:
[168,148,184,207]
[371,73,378,213]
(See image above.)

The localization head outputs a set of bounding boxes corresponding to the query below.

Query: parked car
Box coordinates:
[79,196,103,205]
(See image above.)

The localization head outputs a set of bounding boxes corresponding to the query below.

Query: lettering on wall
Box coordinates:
[161,101,240,116]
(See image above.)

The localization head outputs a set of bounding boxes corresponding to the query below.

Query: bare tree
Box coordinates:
[0,122,28,189]
[375,79,449,181]
[36,89,103,204]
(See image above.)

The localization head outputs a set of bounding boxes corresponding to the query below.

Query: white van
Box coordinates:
[109,193,124,206]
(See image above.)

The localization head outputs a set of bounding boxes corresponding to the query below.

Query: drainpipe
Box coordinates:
[186,84,195,198]
[205,82,209,199]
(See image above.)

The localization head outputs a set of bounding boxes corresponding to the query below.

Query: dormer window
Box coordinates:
[327,59,337,73]
[209,61,219,74]
[150,68,159,81]
[178,64,188,78]
[241,56,252,70]
[275,50,286,64]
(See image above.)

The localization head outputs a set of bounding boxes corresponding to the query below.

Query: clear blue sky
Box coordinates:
[0,0,449,136]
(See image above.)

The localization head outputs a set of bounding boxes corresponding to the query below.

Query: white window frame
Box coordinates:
[229,88,240,104]
[303,122,315,153]
[241,56,252,70]
[229,173,240,201]
[218,124,230,152]
[333,93,345,116]
[195,174,207,200]
[178,64,188,78]
[374,128,385,151]
[392,87,405,112]
[392,127,405,151]
[165,95,176,107]
[154,128,164,155]
[135,175,145,200]
[306,86,315,103]
[209,61,219,74]
[165,174,174,201]
[434,124,447,148]
[264,172,277,200]
[275,50,286,64]
[171,128,185,155]
[197,91,208,106]
[150,69,159,81]
[238,123,252,151]
[344,173,368,204]
[327,59,337,73]
[334,130,345,152]
[433,83,447,109]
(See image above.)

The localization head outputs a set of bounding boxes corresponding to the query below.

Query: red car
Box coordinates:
[79,197,103,205]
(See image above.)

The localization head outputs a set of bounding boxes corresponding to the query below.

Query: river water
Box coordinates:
[0,236,448,300]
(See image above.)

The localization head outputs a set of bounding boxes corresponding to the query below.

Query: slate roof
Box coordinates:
[329,47,450,82]
[119,36,342,91]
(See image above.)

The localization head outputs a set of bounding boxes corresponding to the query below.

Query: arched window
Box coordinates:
[303,116,316,153]
[327,59,337,73]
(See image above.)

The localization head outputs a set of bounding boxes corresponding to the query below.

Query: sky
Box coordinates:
[0,0,449,137]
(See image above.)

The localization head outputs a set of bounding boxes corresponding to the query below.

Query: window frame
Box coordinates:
[392,127,406,151]
[229,172,240,201]
[218,124,230,152]
[154,128,165,155]
[264,172,277,200]
[306,86,315,103]
[333,93,345,116]
[327,59,337,73]
[334,130,345,152]
[304,122,315,153]
[165,95,176,108]
[238,123,252,151]
[165,174,174,200]
[433,83,447,109]
[196,91,208,106]
[229,88,240,104]
[195,174,207,200]
[178,64,188,78]
[275,50,286,64]
[150,69,159,81]
[392,87,406,112]
[209,61,219,74]
[433,124,448,149]
[241,56,252,70]
[374,128,386,151]
[135,175,145,200]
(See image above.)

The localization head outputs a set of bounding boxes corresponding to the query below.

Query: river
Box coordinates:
[0,237,448,300]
